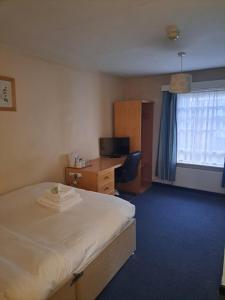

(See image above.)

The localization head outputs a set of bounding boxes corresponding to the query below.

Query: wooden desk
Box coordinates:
[65,157,125,195]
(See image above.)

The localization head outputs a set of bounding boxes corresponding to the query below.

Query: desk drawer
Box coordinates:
[98,181,114,195]
[98,170,114,186]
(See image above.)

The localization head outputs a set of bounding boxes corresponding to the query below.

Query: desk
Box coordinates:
[65,157,125,195]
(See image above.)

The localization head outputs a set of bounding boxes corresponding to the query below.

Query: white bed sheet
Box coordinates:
[0,182,135,300]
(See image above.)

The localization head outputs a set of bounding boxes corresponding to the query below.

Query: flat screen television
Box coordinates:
[99,137,130,157]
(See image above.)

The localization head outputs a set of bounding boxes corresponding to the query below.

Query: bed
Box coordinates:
[0,182,136,300]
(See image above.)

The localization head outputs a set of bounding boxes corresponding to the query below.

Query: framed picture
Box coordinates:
[0,76,16,111]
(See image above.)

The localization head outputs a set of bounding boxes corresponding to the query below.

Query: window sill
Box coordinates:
[177,162,223,172]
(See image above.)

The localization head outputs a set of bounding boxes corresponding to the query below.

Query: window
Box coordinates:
[177,90,225,167]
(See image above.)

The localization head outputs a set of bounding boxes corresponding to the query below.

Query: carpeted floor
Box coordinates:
[97,183,225,300]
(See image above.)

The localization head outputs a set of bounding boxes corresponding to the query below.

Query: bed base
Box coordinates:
[49,218,136,300]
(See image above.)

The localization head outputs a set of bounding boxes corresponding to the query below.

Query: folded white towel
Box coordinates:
[37,195,82,212]
[36,184,82,212]
[45,184,76,202]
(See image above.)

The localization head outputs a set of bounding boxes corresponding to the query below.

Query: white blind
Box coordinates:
[177,90,225,167]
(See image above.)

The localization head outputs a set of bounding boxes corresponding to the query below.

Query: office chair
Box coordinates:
[115,151,142,187]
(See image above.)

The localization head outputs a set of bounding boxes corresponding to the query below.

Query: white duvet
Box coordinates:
[0,182,135,300]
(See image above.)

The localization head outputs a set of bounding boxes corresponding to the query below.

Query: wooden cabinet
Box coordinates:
[97,169,115,194]
[66,167,114,195]
[65,157,125,195]
[114,100,154,194]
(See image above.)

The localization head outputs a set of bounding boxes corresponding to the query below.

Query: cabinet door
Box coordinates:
[114,100,141,151]
[114,100,142,193]
[141,102,154,186]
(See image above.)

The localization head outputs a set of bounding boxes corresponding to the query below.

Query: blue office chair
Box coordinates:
[115,151,142,185]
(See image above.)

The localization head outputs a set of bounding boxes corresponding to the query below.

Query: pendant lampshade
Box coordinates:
[170,73,192,93]
[169,52,192,94]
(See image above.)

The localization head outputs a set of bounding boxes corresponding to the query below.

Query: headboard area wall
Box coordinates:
[0,48,123,194]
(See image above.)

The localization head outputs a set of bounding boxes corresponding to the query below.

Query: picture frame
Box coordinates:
[0,76,16,111]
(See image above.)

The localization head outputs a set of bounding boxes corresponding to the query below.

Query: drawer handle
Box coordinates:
[104,187,109,191]
[104,176,110,180]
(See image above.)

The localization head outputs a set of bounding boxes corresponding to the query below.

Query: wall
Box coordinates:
[122,68,225,194]
[1,47,224,195]
[0,48,123,194]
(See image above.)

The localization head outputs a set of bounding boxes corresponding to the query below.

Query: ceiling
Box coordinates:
[0,0,224,76]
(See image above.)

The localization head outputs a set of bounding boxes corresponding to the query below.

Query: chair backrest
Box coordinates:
[122,151,142,182]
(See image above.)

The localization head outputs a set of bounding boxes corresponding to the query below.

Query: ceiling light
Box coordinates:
[166,25,180,41]
[169,52,192,94]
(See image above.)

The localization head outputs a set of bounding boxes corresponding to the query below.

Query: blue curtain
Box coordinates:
[222,162,225,187]
[155,91,177,182]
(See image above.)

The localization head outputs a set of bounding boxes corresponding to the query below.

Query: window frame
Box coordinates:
[176,162,223,172]
[175,81,225,170]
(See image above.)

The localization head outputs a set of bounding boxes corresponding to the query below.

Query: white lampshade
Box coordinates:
[169,73,192,94]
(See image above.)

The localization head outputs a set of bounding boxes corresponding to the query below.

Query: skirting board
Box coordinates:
[49,218,136,300]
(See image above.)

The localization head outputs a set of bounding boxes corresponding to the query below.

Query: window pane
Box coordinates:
[177,90,225,167]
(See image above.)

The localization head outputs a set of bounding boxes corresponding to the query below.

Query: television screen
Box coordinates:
[99,137,130,157]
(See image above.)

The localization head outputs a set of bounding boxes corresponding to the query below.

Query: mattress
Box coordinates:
[0,182,135,300]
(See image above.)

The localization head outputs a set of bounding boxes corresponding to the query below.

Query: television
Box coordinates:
[99,137,130,157]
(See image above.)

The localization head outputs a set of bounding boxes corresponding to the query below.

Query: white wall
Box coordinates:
[122,68,225,194]
[0,48,123,194]
[175,167,224,193]
[154,166,224,194]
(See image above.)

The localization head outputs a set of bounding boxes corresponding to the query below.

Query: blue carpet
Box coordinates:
[97,183,225,300]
